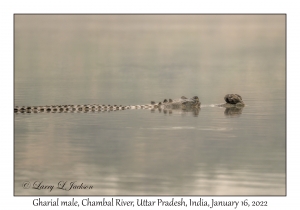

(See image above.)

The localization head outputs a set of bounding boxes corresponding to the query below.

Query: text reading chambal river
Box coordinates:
[33,197,267,208]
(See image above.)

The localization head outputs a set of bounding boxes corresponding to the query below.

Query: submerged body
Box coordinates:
[14,96,201,113]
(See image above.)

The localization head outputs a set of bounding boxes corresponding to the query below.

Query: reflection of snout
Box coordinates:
[224,107,243,116]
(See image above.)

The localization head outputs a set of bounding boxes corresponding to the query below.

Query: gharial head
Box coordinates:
[184,96,201,107]
[191,96,201,107]
[177,96,201,108]
[192,96,199,101]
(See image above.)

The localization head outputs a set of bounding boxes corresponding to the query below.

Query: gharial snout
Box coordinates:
[224,94,244,105]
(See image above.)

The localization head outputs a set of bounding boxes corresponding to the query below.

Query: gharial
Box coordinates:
[14,94,244,114]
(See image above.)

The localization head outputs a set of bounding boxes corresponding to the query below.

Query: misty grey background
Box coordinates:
[14,15,285,195]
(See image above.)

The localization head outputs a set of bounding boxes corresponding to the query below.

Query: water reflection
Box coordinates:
[153,107,200,117]
[224,107,244,117]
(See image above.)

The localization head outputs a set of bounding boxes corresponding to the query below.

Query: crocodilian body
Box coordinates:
[14,96,201,114]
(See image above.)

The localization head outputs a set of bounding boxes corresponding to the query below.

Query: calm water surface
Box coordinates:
[14,15,285,195]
